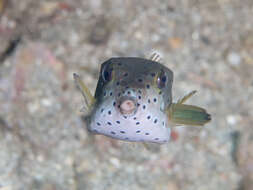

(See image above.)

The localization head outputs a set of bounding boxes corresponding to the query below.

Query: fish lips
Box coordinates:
[117,96,138,116]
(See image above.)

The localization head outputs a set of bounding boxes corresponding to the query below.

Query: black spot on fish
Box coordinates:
[101,108,104,113]
[153,98,157,102]
[116,121,120,124]
[145,133,149,135]
[138,96,141,100]
[113,102,116,106]
[116,81,120,86]
[162,121,165,126]
[137,103,140,107]
[110,92,113,96]
[120,131,125,134]
[107,122,112,125]
[159,91,162,95]
[111,131,116,134]
[123,116,127,119]
[127,91,131,95]
[103,92,106,96]
[138,90,142,94]
[154,138,159,140]
[148,99,151,103]
[136,130,141,133]
[136,122,140,125]
[133,117,137,120]
[154,119,158,124]
[108,111,111,115]
[143,105,146,109]
[96,122,101,126]
[147,116,151,120]
[146,84,150,89]
[118,93,121,97]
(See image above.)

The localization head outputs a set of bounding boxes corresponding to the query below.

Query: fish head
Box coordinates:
[88,57,173,144]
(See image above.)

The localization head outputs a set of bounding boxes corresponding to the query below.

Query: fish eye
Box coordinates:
[102,66,113,82]
[157,70,167,89]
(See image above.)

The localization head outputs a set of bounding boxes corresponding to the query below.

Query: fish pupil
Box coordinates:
[102,66,113,82]
[157,70,167,89]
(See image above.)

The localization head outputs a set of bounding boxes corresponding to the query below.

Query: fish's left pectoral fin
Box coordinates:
[73,73,95,109]
[168,103,211,126]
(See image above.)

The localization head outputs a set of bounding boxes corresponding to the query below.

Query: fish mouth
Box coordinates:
[117,96,138,116]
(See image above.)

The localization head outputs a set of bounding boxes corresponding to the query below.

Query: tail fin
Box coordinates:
[169,103,211,126]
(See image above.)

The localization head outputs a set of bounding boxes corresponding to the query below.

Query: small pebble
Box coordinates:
[227,52,241,66]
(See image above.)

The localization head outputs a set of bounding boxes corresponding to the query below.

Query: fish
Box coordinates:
[74,53,211,144]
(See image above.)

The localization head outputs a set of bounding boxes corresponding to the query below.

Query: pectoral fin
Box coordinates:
[73,73,95,110]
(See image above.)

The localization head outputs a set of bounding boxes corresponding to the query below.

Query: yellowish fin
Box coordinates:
[73,73,95,110]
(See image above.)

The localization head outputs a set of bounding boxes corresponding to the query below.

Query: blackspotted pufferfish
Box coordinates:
[74,53,211,144]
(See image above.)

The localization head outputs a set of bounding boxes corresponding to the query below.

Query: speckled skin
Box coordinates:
[87,57,173,144]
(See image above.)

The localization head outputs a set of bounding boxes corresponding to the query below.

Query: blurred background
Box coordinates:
[0,0,252,189]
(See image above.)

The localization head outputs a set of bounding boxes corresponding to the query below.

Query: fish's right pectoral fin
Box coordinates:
[73,73,95,110]
[168,103,211,126]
